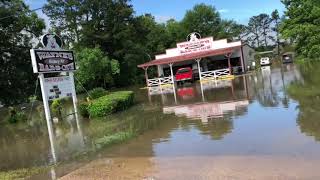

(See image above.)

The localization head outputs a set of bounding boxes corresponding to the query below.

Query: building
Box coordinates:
[138,34,255,87]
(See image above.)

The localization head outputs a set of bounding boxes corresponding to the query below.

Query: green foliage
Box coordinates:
[0,166,53,180]
[78,102,89,118]
[88,87,108,100]
[281,0,320,59]
[76,48,120,89]
[87,91,134,118]
[0,0,45,105]
[246,13,273,47]
[95,131,134,149]
[7,107,27,124]
[51,99,63,117]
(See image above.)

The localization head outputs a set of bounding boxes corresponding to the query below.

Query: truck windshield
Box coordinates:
[177,69,190,74]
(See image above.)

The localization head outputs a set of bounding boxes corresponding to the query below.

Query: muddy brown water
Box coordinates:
[2,64,320,179]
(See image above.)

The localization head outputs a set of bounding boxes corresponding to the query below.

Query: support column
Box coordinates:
[196,59,202,80]
[169,63,174,84]
[240,47,245,73]
[226,53,232,75]
[144,67,149,87]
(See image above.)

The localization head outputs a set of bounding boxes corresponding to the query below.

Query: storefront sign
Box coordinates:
[44,76,73,101]
[177,37,213,55]
[30,49,76,73]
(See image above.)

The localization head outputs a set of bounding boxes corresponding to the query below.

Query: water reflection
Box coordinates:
[287,62,320,141]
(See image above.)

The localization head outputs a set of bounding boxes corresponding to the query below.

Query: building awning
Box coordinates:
[138,46,241,68]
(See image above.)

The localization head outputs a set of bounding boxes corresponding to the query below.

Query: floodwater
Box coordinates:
[2,63,320,179]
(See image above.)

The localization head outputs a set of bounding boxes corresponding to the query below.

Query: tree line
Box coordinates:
[0,0,318,105]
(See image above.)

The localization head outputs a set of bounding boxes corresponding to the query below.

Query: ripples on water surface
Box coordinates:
[3,64,320,179]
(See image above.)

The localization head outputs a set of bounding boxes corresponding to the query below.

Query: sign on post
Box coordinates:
[30,50,76,73]
[44,76,73,100]
[29,33,78,164]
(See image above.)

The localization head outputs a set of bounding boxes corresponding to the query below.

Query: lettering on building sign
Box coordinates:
[30,49,76,73]
[177,37,214,55]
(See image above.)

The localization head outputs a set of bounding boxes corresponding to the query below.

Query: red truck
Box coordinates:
[175,67,194,84]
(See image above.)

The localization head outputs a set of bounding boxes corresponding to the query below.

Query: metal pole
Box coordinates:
[69,72,78,114]
[38,74,57,163]
[196,59,202,80]
[169,63,174,84]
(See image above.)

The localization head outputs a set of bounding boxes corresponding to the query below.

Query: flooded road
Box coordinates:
[3,64,320,179]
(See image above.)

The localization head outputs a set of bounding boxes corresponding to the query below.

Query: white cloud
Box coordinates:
[218,9,230,13]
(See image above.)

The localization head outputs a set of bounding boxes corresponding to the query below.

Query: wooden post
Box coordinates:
[196,59,202,80]
[144,67,149,87]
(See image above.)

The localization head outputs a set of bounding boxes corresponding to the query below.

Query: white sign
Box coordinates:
[177,37,214,55]
[44,76,73,101]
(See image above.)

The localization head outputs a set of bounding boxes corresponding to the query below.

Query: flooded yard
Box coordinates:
[2,63,320,179]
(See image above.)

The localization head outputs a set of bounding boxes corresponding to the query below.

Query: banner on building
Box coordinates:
[177,37,213,55]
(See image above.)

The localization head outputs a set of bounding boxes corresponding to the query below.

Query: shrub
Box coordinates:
[51,99,62,117]
[78,102,89,118]
[87,91,134,118]
[7,107,27,124]
[88,87,108,100]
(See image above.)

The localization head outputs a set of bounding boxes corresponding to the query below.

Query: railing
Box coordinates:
[147,76,173,87]
[200,68,230,80]
[148,85,175,95]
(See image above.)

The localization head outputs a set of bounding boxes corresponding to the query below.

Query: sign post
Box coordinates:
[30,34,77,164]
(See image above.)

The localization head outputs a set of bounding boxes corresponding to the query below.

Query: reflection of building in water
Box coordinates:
[163,100,249,123]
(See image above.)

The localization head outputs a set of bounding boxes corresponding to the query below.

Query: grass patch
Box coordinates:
[0,166,53,180]
[94,131,134,149]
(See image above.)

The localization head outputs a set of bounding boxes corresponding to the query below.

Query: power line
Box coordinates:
[0,7,43,21]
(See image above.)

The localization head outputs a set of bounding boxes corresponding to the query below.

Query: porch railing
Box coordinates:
[147,76,173,87]
[200,68,230,80]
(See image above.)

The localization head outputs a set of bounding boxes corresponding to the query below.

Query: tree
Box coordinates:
[75,48,119,90]
[181,3,222,38]
[258,14,272,47]
[281,0,320,59]
[271,10,281,55]
[246,15,262,47]
[0,0,45,105]
[246,14,272,47]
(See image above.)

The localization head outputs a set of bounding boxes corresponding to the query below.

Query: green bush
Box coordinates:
[87,91,134,118]
[7,107,27,124]
[88,87,108,100]
[51,99,63,117]
[78,102,89,118]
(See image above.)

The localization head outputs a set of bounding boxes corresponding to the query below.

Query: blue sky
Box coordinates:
[25,0,285,25]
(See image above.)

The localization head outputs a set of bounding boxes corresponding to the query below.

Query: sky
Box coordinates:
[25,0,285,26]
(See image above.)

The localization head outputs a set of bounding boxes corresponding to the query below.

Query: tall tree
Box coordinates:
[258,14,272,47]
[271,9,281,55]
[281,0,320,59]
[246,15,262,47]
[0,0,45,105]
[181,3,222,38]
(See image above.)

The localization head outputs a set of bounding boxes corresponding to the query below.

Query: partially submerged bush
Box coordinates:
[78,102,89,118]
[7,107,27,124]
[87,91,134,118]
[88,87,108,100]
[51,99,63,118]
